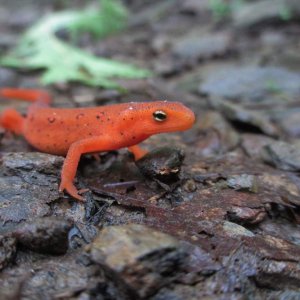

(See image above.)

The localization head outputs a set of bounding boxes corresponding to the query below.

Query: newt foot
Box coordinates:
[59,181,85,201]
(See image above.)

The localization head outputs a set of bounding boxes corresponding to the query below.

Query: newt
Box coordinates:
[0,88,195,201]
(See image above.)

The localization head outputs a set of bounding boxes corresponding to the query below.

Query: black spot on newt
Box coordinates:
[47,117,56,123]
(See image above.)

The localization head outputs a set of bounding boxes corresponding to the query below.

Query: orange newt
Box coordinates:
[0,88,195,201]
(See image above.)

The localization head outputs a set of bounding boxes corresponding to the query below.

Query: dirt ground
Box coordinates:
[1,0,300,299]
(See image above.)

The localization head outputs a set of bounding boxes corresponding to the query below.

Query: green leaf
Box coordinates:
[0,0,152,88]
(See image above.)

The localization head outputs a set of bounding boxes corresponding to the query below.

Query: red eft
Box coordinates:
[0,88,195,201]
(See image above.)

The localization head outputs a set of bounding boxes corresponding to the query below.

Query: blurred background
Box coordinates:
[1,1,300,299]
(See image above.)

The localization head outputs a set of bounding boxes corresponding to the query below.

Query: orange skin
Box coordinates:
[0,88,195,201]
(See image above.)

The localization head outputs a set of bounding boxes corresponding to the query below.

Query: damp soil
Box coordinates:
[1,1,300,299]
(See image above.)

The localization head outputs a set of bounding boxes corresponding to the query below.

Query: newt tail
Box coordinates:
[0,89,52,135]
[0,88,51,105]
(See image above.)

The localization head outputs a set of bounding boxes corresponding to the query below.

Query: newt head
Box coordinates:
[121,101,195,136]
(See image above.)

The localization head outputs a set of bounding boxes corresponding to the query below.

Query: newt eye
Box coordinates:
[153,110,167,122]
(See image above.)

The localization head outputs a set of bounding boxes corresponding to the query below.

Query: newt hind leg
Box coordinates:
[0,108,25,135]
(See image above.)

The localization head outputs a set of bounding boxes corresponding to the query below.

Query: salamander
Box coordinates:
[0,88,195,201]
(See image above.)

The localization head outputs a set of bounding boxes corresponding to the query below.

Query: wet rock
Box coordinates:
[95,89,121,104]
[233,0,300,28]
[2,152,63,175]
[258,220,300,247]
[243,235,300,262]
[241,134,275,160]
[254,260,300,290]
[136,147,185,184]
[257,173,300,207]
[151,35,170,53]
[12,217,73,255]
[266,291,300,300]
[0,153,62,228]
[153,55,181,76]
[272,48,300,72]
[0,68,18,86]
[275,109,300,138]
[89,224,187,298]
[227,174,258,192]
[262,140,300,171]
[6,6,41,29]
[182,179,197,193]
[207,99,279,137]
[227,206,266,225]
[179,0,210,15]
[181,242,221,282]
[172,31,232,62]
[221,221,255,238]
[260,30,287,48]
[0,128,5,142]
[0,253,90,299]
[130,1,176,27]
[0,235,16,270]
[197,111,240,155]
[258,173,300,198]
[200,66,300,104]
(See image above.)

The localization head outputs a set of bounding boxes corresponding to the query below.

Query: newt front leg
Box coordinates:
[60,140,148,201]
[59,136,113,201]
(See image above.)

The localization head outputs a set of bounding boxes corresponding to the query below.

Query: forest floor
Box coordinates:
[1,0,300,299]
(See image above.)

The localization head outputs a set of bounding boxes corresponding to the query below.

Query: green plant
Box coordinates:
[279,5,292,21]
[209,0,231,20]
[265,79,281,94]
[209,0,245,21]
[0,0,152,88]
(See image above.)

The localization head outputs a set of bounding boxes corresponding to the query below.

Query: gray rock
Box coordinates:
[254,259,300,290]
[208,99,279,137]
[241,134,276,159]
[222,221,255,238]
[135,147,184,185]
[262,140,300,171]
[200,66,300,103]
[227,206,266,225]
[172,31,232,61]
[233,0,300,28]
[0,153,63,230]
[12,217,73,255]
[179,0,210,15]
[227,174,258,192]
[89,224,187,298]
[2,152,63,175]
[197,111,240,155]
[0,235,16,270]
[274,109,300,138]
